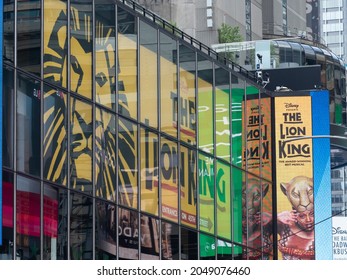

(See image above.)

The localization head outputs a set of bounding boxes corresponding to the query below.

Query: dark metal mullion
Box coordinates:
[212,62,217,260]
[40,0,45,259]
[13,0,18,260]
[157,28,162,260]
[243,80,249,260]
[176,40,181,260]
[136,15,141,260]
[195,51,200,259]
[67,0,72,260]
[115,3,120,260]
[92,0,96,260]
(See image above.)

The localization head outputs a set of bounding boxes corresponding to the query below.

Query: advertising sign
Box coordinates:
[333,216,347,260]
[275,96,315,260]
[0,0,3,245]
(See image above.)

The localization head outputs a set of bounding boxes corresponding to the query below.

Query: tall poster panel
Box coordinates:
[332,216,347,260]
[0,0,3,245]
[275,96,315,260]
[311,89,332,259]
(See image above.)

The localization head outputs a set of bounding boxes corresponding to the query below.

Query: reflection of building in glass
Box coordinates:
[0,0,343,261]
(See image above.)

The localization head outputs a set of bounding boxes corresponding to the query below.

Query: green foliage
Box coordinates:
[218,23,243,44]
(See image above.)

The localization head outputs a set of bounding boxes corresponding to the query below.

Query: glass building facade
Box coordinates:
[1,0,273,260]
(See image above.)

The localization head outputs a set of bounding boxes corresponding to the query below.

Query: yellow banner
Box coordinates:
[275,96,314,260]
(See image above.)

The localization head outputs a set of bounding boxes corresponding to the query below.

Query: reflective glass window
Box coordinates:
[160,138,178,223]
[140,21,158,128]
[244,85,261,177]
[95,200,117,260]
[118,7,138,120]
[181,228,197,260]
[16,72,41,177]
[3,0,14,64]
[160,32,178,138]
[70,97,92,193]
[199,152,215,235]
[0,171,14,259]
[69,192,93,260]
[95,107,116,201]
[231,75,245,167]
[161,221,179,260]
[217,239,233,260]
[43,0,68,88]
[118,117,138,209]
[17,0,41,76]
[199,233,215,260]
[242,174,273,260]
[215,67,230,162]
[140,215,159,260]
[198,55,214,155]
[232,167,243,253]
[95,3,116,109]
[140,129,159,216]
[179,44,196,146]
[43,184,68,260]
[16,175,41,260]
[216,160,231,240]
[43,85,67,185]
[180,145,197,229]
[70,0,93,99]
[118,207,139,260]
[2,66,14,168]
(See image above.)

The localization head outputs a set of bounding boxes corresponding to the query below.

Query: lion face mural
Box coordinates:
[280,175,313,212]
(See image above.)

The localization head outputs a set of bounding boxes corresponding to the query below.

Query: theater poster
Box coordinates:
[275,91,332,260]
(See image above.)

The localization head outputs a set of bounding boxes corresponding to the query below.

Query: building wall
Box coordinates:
[0,0,273,260]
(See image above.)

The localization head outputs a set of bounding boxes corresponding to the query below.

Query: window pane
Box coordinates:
[179,44,196,146]
[17,0,41,76]
[140,21,158,128]
[70,0,93,99]
[231,76,245,167]
[140,215,159,260]
[43,85,67,185]
[43,184,68,260]
[118,7,137,120]
[215,67,230,162]
[95,107,116,201]
[16,73,41,177]
[161,138,178,223]
[70,97,92,193]
[198,55,214,155]
[160,32,177,137]
[43,0,67,88]
[3,1,14,63]
[199,153,215,235]
[16,175,41,260]
[70,192,93,260]
[180,145,197,229]
[118,117,138,209]
[217,160,231,240]
[199,233,215,260]
[140,129,159,216]
[95,4,116,109]
[2,66,14,168]
[161,221,179,260]
[181,228,197,260]
[95,200,117,260]
[0,171,14,259]
[119,208,139,260]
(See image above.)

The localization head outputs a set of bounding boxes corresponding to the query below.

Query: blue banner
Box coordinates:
[311,89,332,259]
[0,0,3,245]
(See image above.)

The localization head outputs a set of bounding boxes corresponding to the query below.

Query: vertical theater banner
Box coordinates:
[275,91,332,260]
[275,96,315,260]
